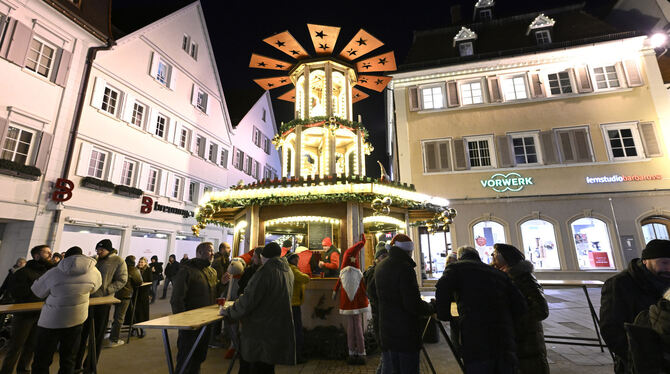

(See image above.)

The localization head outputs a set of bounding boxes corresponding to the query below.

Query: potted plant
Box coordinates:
[81,177,115,192]
[0,159,42,181]
[113,184,143,198]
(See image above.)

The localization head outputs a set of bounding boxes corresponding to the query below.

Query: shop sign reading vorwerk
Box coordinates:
[480,173,533,193]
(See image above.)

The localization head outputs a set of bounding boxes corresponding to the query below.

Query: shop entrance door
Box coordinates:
[419,227,452,280]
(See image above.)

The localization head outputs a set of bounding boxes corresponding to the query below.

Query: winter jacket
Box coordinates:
[627,297,670,374]
[223,256,296,365]
[170,258,217,313]
[31,255,102,329]
[211,253,230,296]
[364,264,381,341]
[295,247,312,277]
[9,259,53,303]
[435,259,527,366]
[322,247,340,277]
[237,263,259,297]
[164,261,180,278]
[506,260,549,374]
[600,259,668,373]
[134,266,153,323]
[374,247,433,352]
[116,263,142,300]
[91,249,127,297]
[289,263,310,306]
[149,261,164,281]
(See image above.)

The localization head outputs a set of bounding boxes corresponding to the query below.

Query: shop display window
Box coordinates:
[472,221,505,264]
[60,225,122,257]
[571,217,615,269]
[520,219,561,270]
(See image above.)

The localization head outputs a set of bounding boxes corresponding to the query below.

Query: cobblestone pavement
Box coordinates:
[3,287,614,373]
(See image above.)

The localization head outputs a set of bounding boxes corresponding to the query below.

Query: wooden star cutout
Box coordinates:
[360,78,368,83]
[290,50,300,55]
[275,64,284,68]
[315,30,326,39]
[356,37,367,46]
[280,79,287,83]
[319,43,329,50]
[258,62,266,67]
[275,40,285,47]
[347,48,357,56]
[378,58,387,65]
[267,83,274,87]
[375,79,384,85]
[362,63,371,69]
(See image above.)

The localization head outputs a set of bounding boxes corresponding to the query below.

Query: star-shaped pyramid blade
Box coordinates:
[351,88,369,103]
[307,24,340,55]
[253,76,292,90]
[249,54,293,71]
[339,29,384,61]
[278,88,296,102]
[355,51,397,72]
[356,75,392,92]
[263,31,310,59]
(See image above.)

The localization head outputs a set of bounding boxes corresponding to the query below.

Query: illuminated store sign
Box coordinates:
[585,174,662,184]
[480,173,533,193]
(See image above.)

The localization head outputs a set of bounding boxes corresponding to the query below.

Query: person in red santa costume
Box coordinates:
[333,234,370,365]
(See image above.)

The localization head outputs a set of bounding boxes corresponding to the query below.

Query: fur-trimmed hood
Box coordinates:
[508,259,535,278]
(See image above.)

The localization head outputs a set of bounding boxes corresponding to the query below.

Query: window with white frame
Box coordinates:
[592,65,620,89]
[535,30,551,45]
[465,136,494,168]
[131,102,145,127]
[156,60,170,86]
[172,176,183,199]
[547,71,572,95]
[252,160,260,180]
[263,136,271,154]
[458,42,474,57]
[208,143,218,163]
[203,186,212,195]
[219,148,228,168]
[179,128,190,149]
[1,125,35,165]
[87,148,107,179]
[155,114,167,138]
[421,86,445,110]
[510,133,540,165]
[252,128,261,147]
[188,181,197,202]
[120,160,136,186]
[101,86,120,115]
[25,38,55,78]
[195,136,206,158]
[501,76,527,101]
[196,90,208,113]
[602,123,644,160]
[244,155,252,175]
[182,34,190,52]
[460,81,483,105]
[146,167,159,193]
[233,148,244,170]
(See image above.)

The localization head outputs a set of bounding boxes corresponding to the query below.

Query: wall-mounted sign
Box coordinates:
[140,196,194,218]
[585,174,662,184]
[480,173,533,193]
[51,178,74,202]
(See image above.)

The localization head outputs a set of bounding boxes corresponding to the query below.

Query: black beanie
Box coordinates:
[641,239,670,260]
[262,242,281,258]
[287,253,299,264]
[95,239,113,252]
[64,246,83,258]
[282,239,292,248]
[494,243,525,267]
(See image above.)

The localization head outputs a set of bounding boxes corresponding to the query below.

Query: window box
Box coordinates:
[0,159,41,180]
[113,184,143,198]
[81,176,115,192]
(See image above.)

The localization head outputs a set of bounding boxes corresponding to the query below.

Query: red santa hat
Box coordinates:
[322,237,332,247]
[389,234,414,252]
[340,238,365,269]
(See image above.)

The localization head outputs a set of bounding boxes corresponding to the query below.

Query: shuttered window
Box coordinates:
[592,65,620,89]
[510,133,540,164]
[465,136,495,168]
[501,76,527,101]
[460,81,483,105]
[555,127,592,163]
[421,86,445,110]
[601,123,644,160]
[423,140,451,173]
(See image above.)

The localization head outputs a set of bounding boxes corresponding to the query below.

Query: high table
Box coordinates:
[0,295,120,374]
[134,302,233,374]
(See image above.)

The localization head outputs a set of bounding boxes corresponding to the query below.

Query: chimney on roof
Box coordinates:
[450,4,462,25]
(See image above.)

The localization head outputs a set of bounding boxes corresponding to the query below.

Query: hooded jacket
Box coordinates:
[9,259,53,303]
[289,263,310,306]
[92,249,127,297]
[170,258,217,313]
[223,256,296,365]
[31,255,102,329]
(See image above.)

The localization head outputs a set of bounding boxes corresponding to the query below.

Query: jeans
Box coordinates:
[109,298,131,342]
[75,305,111,370]
[161,277,174,298]
[382,350,420,374]
[176,325,211,374]
[151,279,160,302]
[0,313,39,374]
[31,324,83,374]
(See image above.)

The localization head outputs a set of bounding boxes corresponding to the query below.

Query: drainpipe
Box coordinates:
[47,39,115,247]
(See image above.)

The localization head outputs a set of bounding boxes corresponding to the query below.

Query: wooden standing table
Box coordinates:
[134,302,233,374]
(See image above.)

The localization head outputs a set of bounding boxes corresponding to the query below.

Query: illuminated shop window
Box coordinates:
[472,220,505,264]
[641,216,670,243]
[309,70,326,117]
[571,217,615,270]
[419,228,452,279]
[520,219,560,270]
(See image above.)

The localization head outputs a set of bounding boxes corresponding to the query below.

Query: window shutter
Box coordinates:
[487,77,502,102]
[496,135,513,167]
[166,119,176,143]
[557,130,575,162]
[528,72,545,98]
[623,59,643,87]
[0,118,7,144]
[122,94,135,123]
[110,154,124,184]
[198,137,206,158]
[147,108,158,136]
[158,170,168,196]
[4,20,32,66]
[191,84,198,106]
[168,66,177,90]
[638,121,662,157]
[408,87,420,111]
[149,51,159,79]
[34,132,52,171]
[438,142,451,170]
[75,142,94,176]
[573,128,592,162]
[205,94,211,114]
[452,138,467,170]
[574,66,593,93]
[172,122,181,146]
[446,81,460,107]
[53,49,72,86]
[424,142,437,172]
[189,132,198,154]
[540,131,558,165]
[91,77,107,109]
[138,163,150,192]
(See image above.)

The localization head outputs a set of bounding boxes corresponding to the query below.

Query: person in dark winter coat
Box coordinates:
[210,242,231,346]
[0,245,52,374]
[220,242,296,373]
[364,241,388,374]
[161,254,179,299]
[134,257,152,326]
[600,239,670,374]
[149,255,163,303]
[0,257,26,303]
[171,242,217,374]
[107,255,143,347]
[374,234,433,374]
[435,246,527,374]
[626,288,670,374]
[493,243,549,374]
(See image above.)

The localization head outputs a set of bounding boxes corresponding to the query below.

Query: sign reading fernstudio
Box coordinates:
[140,196,194,218]
[585,174,662,184]
[480,173,533,193]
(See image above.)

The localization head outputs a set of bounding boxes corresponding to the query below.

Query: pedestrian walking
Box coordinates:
[374,234,433,374]
[30,246,102,374]
[149,255,163,303]
[288,252,310,363]
[161,254,179,299]
[220,242,296,373]
[170,242,217,374]
[364,241,388,374]
[435,246,527,374]
[318,237,340,277]
[106,255,142,347]
[600,239,670,373]
[492,243,550,374]
[0,245,53,374]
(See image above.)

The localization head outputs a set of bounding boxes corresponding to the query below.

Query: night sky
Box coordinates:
[112,0,615,177]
